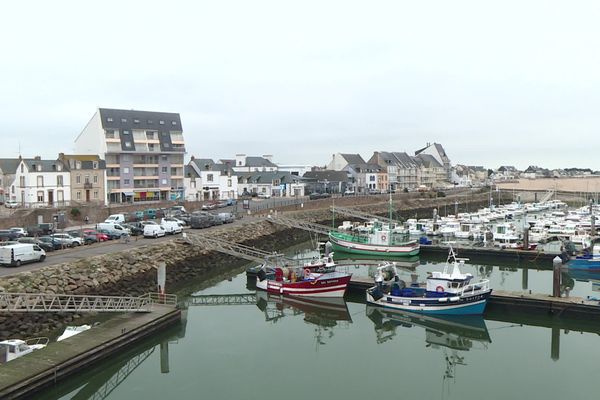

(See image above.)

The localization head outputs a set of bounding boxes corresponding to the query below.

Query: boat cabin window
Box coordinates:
[9,345,17,353]
[18,344,28,352]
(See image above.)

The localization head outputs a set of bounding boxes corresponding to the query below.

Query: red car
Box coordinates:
[83,229,109,242]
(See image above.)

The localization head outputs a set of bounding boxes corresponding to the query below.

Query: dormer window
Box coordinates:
[107,117,113,122]
[133,119,140,124]
[159,120,165,125]
[147,120,153,124]
[171,121,177,126]
[37,165,42,172]
[121,118,127,123]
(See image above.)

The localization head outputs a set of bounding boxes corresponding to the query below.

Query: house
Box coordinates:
[231,154,278,173]
[236,171,305,197]
[302,170,350,194]
[58,154,107,205]
[185,157,238,201]
[368,151,420,191]
[495,166,519,180]
[415,142,451,181]
[0,158,21,203]
[522,166,550,179]
[413,154,445,188]
[11,156,71,207]
[345,162,384,193]
[75,108,186,203]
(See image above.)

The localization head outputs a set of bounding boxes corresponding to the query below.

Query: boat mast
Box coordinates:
[389,191,393,244]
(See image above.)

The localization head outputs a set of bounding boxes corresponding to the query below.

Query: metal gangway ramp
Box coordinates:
[182,232,291,264]
[331,206,395,224]
[0,292,177,313]
[267,215,337,236]
[540,189,555,204]
[183,293,257,307]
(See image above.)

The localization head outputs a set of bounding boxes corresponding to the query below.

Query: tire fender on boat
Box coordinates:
[436,285,444,293]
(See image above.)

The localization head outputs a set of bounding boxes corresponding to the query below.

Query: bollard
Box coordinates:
[522,227,529,250]
[552,256,562,297]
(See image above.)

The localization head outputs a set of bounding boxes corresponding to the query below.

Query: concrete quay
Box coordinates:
[0,305,180,400]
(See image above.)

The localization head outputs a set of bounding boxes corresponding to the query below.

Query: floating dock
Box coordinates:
[0,305,180,400]
[420,244,560,264]
[347,276,600,318]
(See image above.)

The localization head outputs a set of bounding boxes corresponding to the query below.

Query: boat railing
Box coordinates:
[25,337,49,347]
[460,279,490,295]
[141,292,178,307]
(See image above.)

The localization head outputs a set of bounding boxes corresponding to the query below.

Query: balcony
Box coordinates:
[83,182,93,189]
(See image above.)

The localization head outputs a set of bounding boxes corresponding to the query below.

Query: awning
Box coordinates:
[123,192,134,196]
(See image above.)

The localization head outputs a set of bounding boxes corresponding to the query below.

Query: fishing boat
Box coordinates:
[568,243,600,270]
[366,246,492,315]
[255,291,352,324]
[0,337,49,363]
[328,230,420,257]
[256,266,352,297]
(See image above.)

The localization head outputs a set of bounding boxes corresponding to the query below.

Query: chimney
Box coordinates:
[235,154,246,167]
[190,155,195,161]
[34,155,41,160]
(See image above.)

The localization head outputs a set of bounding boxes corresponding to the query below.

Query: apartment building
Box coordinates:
[58,153,107,205]
[75,108,186,203]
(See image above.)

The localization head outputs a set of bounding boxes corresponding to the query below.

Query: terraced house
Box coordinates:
[10,156,71,207]
[75,108,186,203]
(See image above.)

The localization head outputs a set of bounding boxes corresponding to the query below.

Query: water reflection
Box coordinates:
[366,306,491,390]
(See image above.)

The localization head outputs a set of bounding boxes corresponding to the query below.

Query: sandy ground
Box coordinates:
[496,177,600,193]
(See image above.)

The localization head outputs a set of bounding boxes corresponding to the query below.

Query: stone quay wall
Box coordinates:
[0,192,494,339]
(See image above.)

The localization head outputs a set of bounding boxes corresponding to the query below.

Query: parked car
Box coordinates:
[51,233,83,247]
[144,209,157,219]
[83,229,109,241]
[0,230,20,241]
[217,212,235,224]
[97,229,121,240]
[104,214,126,224]
[190,212,213,229]
[121,223,143,236]
[9,227,28,237]
[143,223,166,238]
[17,237,54,252]
[201,202,218,211]
[38,236,62,250]
[309,192,330,200]
[343,190,356,196]
[4,200,19,208]
[257,192,271,199]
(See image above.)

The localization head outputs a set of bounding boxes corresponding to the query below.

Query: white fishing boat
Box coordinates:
[0,337,49,363]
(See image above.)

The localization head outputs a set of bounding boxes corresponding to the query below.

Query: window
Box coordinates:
[125,142,132,148]
[190,181,196,188]
[93,175,98,184]
[37,176,44,187]
[93,161,98,169]
[170,167,177,175]
[19,176,25,187]
[159,120,165,125]
[84,175,90,184]
[123,167,130,174]
[37,191,44,202]
[161,179,167,185]
[57,190,64,202]
[147,119,153,124]
[20,164,23,173]
[93,191,98,199]
[124,179,130,185]
[171,121,177,126]
[161,167,167,173]
[227,179,232,187]
[121,118,127,123]
[149,144,155,151]
[76,191,81,200]
[76,161,81,169]
[134,119,140,124]
[57,164,62,171]
[107,117,113,122]
[207,174,213,182]
[57,175,63,186]
[161,155,167,161]
[37,165,42,171]
[123,130,130,135]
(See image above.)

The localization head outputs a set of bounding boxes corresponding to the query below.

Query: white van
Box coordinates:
[0,243,46,267]
[143,223,166,238]
[104,214,126,224]
[160,218,183,234]
[96,223,131,238]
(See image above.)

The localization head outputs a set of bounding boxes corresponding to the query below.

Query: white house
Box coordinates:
[230,154,278,173]
[184,158,238,201]
[11,157,71,207]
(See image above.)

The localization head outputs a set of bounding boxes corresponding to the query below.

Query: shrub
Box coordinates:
[70,207,81,218]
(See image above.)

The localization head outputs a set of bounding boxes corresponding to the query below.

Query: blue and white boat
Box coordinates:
[366,246,492,315]
[568,244,600,271]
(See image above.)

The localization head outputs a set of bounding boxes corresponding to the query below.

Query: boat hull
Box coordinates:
[366,288,492,315]
[568,257,600,270]
[256,273,352,298]
[329,233,420,257]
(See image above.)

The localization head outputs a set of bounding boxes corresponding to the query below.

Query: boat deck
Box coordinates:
[0,305,180,400]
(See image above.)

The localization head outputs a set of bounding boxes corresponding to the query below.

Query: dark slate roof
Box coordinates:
[185,165,200,178]
[23,159,70,173]
[340,153,366,165]
[392,152,418,168]
[98,108,182,131]
[235,171,304,183]
[414,154,442,168]
[303,170,349,182]
[190,159,234,175]
[348,163,383,173]
[244,156,277,168]
[0,158,21,174]
[415,143,450,164]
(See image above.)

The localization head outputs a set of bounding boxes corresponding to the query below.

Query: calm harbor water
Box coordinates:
[36,242,600,400]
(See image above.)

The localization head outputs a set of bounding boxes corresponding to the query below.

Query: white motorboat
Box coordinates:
[0,337,49,363]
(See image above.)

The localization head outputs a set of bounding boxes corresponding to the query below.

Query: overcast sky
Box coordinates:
[1,0,599,170]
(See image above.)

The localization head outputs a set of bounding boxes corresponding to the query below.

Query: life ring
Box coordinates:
[381,234,387,241]
[436,285,444,293]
